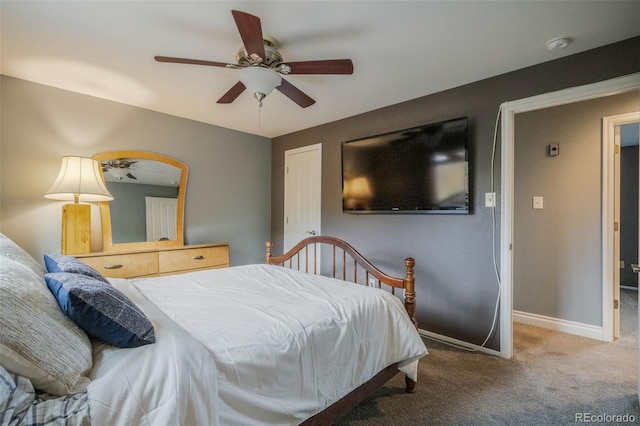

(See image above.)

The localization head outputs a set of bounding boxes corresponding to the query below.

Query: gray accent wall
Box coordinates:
[271,37,640,350]
[514,92,639,326]
[0,75,271,266]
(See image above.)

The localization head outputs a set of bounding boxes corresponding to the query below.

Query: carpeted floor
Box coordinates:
[336,288,640,425]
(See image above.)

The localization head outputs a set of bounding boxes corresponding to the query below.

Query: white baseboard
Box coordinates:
[418,328,501,357]
[513,310,603,341]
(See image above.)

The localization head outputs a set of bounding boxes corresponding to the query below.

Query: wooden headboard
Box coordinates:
[265,235,417,328]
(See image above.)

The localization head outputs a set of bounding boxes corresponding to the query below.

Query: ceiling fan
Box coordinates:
[154,10,354,108]
[101,159,138,181]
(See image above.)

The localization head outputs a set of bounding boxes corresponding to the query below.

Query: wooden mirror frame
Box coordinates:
[92,150,188,252]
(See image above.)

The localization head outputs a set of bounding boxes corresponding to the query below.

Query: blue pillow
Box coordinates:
[44,253,109,284]
[44,272,155,348]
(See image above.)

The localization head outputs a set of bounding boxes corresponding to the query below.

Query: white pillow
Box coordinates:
[0,257,93,395]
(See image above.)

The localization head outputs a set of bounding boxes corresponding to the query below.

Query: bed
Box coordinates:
[0,233,427,425]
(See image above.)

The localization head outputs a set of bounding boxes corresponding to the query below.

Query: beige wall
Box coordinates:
[514,92,639,325]
[0,76,272,265]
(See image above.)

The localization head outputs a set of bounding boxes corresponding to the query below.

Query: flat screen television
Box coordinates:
[341,117,469,214]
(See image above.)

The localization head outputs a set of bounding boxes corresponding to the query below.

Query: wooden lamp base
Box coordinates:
[61,203,91,255]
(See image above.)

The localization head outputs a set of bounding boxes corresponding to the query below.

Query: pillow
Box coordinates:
[0,258,92,396]
[0,233,46,278]
[44,253,109,283]
[44,272,156,348]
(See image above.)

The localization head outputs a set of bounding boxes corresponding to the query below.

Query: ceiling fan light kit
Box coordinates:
[239,66,282,106]
[154,10,353,109]
[108,167,129,181]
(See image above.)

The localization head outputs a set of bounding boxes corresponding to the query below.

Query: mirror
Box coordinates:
[92,151,188,252]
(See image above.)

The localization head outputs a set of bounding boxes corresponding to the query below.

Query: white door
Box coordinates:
[637,148,640,405]
[614,124,621,338]
[636,130,640,402]
[284,143,322,253]
[145,196,178,241]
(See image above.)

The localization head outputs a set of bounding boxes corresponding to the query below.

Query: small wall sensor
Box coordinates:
[548,142,559,157]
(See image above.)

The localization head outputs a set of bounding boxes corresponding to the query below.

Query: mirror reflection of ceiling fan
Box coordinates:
[101,159,163,181]
[154,10,354,108]
[102,159,138,181]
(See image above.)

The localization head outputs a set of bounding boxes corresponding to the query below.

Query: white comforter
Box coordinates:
[88,264,427,426]
[87,278,219,426]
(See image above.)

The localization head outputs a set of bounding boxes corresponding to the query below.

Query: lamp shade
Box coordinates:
[239,66,282,97]
[44,156,114,203]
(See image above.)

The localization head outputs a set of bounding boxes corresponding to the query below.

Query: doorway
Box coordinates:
[604,113,640,340]
[617,121,639,341]
[499,72,640,359]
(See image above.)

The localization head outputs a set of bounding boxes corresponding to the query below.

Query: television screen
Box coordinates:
[341,117,469,214]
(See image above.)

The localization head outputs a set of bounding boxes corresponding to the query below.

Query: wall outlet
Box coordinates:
[485,192,496,207]
[368,277,376,287]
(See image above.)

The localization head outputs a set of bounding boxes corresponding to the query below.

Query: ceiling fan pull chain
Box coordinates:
[258,101,262,129]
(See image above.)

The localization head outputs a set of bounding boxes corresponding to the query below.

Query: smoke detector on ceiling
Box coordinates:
[547,37,571,52]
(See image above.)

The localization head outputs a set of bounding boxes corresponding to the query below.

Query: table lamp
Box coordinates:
[44,156,114,254]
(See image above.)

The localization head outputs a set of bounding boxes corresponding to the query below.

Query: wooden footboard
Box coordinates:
[265,235,417,327]
[266,235,419,424]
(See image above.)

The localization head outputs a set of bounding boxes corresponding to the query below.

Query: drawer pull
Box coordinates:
[192,255,206,260]
[104,264,124,270]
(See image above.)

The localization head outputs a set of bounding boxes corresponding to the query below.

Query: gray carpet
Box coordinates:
[336,288,640,425]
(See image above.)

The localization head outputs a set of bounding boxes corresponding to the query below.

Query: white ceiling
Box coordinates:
[2,1,639,138]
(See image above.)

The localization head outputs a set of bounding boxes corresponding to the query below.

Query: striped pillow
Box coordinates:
[0,258,92,395]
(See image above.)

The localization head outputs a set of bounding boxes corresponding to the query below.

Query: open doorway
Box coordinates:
[499,72,640,359]
[618,121,639,343]
[512,95,638,344]
[604,113,640,341]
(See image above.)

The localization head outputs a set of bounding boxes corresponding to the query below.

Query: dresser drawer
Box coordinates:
[159,245,229,274]
[80,252,159,278]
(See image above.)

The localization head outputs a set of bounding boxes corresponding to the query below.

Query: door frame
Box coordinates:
[603,112,640,341]
[499,72,640,359]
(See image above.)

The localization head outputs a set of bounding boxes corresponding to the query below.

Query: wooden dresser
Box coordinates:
[75,243,230,279]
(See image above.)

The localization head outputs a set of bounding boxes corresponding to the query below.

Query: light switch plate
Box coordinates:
[533,196,544,209]
[485,192,496,207]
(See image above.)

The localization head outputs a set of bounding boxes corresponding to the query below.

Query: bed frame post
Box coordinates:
[403,257,417,394]
[265,241,273,264]
[403,257,416,328]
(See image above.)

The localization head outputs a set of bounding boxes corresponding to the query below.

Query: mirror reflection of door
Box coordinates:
[145,196,178,241]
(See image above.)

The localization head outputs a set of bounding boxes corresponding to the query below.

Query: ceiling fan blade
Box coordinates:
[231,10,266,60]
[285,59,354,75]
[155,56,230,68]
[276,78,316,108]
[217,81,247,104]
